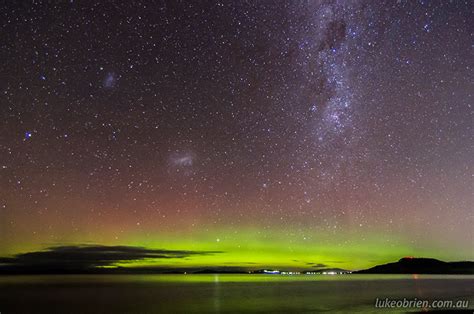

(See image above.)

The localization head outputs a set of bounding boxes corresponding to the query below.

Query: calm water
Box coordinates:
[0,274,472,313]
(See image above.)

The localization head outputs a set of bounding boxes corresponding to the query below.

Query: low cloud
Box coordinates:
[0,245,222,273]
[306,262,328,268]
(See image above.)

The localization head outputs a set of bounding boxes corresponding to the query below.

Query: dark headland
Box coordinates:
[355,257,474,274]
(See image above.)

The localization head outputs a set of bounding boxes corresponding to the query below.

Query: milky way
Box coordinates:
[0,1,472,269]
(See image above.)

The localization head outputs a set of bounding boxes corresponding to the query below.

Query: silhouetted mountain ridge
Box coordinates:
[356,257,474,274]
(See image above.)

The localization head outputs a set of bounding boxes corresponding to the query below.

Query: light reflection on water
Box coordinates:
[0,274,473,313]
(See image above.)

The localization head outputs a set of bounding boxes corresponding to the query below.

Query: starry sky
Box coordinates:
[0,0,472,271]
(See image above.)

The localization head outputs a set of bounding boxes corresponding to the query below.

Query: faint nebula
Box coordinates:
[103,72,118,89]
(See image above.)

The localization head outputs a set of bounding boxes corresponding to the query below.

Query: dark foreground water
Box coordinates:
[0,274,472,313]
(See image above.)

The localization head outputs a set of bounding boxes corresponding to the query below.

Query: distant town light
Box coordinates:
[263,269,280,274]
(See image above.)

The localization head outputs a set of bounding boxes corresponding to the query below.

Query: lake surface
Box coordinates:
[0,274,472,313]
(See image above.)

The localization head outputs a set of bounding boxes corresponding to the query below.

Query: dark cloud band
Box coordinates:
[0,245,222,273]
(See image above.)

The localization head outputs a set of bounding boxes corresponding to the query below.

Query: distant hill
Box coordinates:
[356,258,474,274]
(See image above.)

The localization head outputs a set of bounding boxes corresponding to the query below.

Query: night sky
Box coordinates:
[0,1,472,270]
